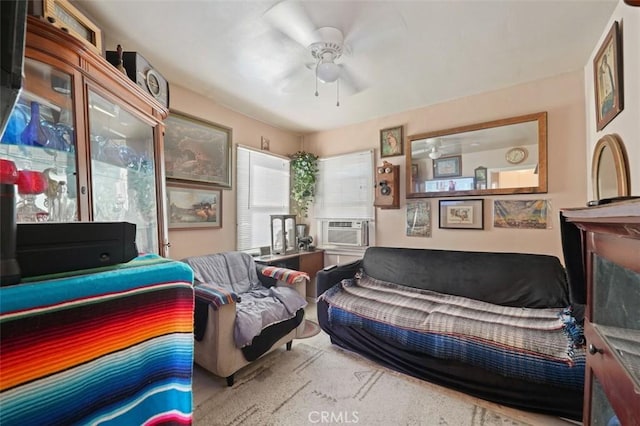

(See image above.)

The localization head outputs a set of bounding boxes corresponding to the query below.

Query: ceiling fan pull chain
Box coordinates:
[314,61,319,97]
[336,79,340,107]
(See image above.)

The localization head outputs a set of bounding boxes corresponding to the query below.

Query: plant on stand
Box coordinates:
[289,151,318,220]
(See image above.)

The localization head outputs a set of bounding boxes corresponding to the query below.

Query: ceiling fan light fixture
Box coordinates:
[317,61,340,83]
[428,147,442,160]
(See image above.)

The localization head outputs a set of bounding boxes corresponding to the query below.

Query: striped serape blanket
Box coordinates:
[194,283,241,308]
[0,254,194,425]
[261,266,309,285]
[320,272,585,389]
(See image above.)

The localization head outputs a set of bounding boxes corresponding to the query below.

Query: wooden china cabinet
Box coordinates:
[562,200,640,425]
[1,17,169,255]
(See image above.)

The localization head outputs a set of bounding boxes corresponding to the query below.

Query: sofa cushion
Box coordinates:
[361,247,570,308]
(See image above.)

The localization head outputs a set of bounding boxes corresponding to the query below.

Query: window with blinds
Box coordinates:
[314,149,374,219]
[236,146,290,251]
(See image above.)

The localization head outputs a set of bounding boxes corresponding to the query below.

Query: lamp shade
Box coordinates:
[317,61,340,83]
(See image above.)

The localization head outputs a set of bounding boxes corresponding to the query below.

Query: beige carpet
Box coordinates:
[193,341,560,426]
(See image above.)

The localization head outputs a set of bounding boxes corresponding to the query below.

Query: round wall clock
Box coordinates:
[145,69,162,99]
[505,147,528,164]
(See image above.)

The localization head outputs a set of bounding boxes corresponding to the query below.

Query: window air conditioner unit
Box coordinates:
[325,220,368,247]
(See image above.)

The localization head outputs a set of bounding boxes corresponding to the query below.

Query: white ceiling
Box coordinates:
[74,0,617,135]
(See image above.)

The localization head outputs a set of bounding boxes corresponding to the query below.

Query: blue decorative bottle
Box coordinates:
[20,102,49,148]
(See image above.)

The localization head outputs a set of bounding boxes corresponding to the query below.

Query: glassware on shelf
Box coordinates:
[0,159,19,184]
[15,169,48,222]
[0,103,30,146]
[20,102,49,148]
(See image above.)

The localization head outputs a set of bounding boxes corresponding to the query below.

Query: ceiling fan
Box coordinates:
[264,1,401,104]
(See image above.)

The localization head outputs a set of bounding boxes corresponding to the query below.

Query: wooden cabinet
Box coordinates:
[255,250,325,298]
[1,17,169,255]
[562,200,640,425]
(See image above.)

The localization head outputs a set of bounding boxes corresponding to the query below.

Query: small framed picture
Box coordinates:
[593,21,623,131]
[261,136,270,151]
[411,163,419,179]
[167,183,222,229]
[474,166,487,189]
[433,155,462,178]
[439,199,484,230]
[380,125,403,157]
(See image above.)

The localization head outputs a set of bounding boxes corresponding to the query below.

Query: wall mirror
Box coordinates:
[406,112,547,198]
[591,134,629,200]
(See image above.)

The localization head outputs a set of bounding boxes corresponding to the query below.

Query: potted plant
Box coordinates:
[289,151,318,219]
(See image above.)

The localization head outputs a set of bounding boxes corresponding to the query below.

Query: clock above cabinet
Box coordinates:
[105,50,170,108]
[407,112,547,198]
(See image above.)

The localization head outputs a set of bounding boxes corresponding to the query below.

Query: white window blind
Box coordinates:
[236,146,290,251]
[314,149,374,219]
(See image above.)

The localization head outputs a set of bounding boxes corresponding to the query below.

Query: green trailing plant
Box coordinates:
[289,151,319,218]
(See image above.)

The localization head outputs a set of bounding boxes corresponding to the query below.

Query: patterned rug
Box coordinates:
[194,342,536,426]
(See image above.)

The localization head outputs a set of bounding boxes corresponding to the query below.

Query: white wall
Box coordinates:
[585,1,639,199]
[305,71,588,261]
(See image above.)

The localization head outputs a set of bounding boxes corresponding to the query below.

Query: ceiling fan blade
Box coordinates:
[278,65,312,93]
[264,0,317,48]
[338,64,367,96]
[343,4,407,56]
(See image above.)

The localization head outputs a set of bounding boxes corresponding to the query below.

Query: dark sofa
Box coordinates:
[316,246,585,420]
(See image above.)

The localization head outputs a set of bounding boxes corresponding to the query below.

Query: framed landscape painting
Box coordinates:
[167,183,222,229]
[164,111,232,188]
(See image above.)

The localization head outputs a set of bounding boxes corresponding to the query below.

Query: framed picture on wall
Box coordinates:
[167,183,222,229]
[433,155,462,178]
[380,125,403,157]
[164,111,232,188]
[593,21,623,131]
[439,199,484,230]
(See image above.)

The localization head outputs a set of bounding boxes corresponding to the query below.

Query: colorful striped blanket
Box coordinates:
[260,266,309,285]
[320,272,585,389]
[0,254,195,425]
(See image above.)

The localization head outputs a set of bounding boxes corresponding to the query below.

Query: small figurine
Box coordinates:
[115,44,126,75]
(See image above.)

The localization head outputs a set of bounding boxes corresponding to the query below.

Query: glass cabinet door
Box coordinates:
[1,58,77,223]
[88,90,159,254]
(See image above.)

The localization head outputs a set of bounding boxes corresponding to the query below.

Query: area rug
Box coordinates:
[194,343,533,426]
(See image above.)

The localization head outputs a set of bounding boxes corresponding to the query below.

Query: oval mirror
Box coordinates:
[591,134,629,200]
[406,112,547,198]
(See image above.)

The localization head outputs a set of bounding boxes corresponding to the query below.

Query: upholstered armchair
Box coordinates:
[182,252,308,386]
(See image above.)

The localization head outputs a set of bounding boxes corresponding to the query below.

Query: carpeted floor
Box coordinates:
[193,318,577,425]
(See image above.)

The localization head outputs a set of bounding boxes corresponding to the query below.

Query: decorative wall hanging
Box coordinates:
[594,21,623,131]
[493,199,550,229]
[164,111,232,188]
[433,155,462,179]
[380,125,403,157]
[439,199,483,230]
[406,199,431,237]
[167,183,222,229]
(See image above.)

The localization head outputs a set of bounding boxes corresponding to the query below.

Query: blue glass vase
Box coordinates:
[20,102,49,148]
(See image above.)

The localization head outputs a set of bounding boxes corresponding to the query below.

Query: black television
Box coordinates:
[0,0,27,140]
